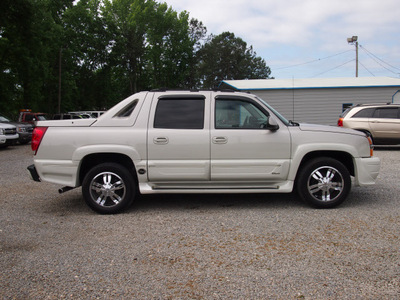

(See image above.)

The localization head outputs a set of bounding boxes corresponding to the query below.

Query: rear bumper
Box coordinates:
[27,164,41,182]
[354,156,381,186]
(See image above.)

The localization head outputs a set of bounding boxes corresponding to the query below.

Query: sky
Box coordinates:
[165,0,400,79]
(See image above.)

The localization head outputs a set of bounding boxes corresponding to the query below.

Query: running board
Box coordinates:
[138,181,294,194]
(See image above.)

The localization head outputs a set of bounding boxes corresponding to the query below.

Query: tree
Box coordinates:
[144,4,207,89]
[0,0,73,116]
[197,32,271,89]
[103,0,206,93]
[62,0,115,111]
[0,1,271,117]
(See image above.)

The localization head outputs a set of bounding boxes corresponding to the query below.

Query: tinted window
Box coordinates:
[154,98,204,129]
[215,99,268,129]
[373,108,399,119]
[352,108,375,118]
[342,103,353,112]
[25,115,34,121]
[115,99,138,118]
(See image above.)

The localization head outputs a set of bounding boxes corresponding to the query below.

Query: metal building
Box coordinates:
[221,77,400,125]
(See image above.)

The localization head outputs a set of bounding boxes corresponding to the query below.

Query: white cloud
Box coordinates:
[165,0,400,78]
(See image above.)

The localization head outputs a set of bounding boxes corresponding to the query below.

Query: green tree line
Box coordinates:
[0,0,271,117]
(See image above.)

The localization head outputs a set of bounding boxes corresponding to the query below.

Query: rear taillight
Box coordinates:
[31,127,48,155]
[337,118,343,127]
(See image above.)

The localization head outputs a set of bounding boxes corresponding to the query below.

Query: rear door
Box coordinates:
[147,92,211,181]
[369,107,400,142]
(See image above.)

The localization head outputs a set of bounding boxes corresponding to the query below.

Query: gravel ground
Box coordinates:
[0,144,399,299]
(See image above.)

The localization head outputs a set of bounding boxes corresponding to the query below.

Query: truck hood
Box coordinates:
[0,122,17,129]
[6,121,33,129]
[299,123,365,137]
[36,119,97,127]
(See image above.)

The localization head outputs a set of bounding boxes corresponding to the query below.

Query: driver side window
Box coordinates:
[215,99,268,129]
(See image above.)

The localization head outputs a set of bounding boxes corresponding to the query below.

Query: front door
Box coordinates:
[211,96,291,182]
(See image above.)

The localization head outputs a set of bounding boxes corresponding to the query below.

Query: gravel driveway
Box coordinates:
[1,144,399,299]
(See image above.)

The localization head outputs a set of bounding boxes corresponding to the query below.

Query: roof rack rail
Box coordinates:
[212,88,235,92]
[354,102,393,107]
[149,88,236,92]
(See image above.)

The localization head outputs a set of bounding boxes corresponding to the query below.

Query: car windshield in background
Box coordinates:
[36,116,47,121]
[0,116,10,122]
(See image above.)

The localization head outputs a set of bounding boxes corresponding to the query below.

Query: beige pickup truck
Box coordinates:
[28,90,380,214]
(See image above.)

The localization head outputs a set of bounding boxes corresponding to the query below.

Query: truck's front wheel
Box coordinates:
[297,157,351,208]
[82,163,136,214]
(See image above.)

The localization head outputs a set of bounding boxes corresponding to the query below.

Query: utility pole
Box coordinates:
[58,48,62,114]
[347,36,358,77]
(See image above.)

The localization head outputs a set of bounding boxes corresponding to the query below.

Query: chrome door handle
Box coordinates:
[212,136,228,144]
[153,137,169,145]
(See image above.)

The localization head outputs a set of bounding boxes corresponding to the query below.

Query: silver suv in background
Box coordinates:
[0,123,18,148]
[338,103,400,145]
[0,114,33,144]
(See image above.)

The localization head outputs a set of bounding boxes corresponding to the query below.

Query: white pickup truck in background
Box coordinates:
[28,90,380,214]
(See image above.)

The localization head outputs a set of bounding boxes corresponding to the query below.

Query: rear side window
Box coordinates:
[373,107,400,119]
[352,108,375,118]
[154,97,205,129]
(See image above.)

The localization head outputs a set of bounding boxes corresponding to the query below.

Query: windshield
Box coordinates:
[256,96,290,126]
[0,115,10,122]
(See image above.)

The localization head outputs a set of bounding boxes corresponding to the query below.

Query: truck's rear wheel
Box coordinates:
[297,157,351,208]
[82,163,136,214]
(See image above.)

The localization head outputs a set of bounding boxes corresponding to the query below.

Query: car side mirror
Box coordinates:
[263,116,279,131]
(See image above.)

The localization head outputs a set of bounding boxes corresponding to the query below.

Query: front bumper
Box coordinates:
[5,134,19,145]
[353,156,381,186]
[27,164,41,182]
[18,132,32,143]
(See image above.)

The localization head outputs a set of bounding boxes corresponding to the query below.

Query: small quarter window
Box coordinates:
[114,99,138,118]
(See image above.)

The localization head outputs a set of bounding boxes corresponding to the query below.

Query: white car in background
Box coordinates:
[0,123,18,148]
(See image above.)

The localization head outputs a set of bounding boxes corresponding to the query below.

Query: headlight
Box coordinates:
[18,127,27,133]
[0,129,4,135]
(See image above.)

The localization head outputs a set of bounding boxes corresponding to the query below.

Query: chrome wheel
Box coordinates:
[89,171,126,207]
[307,166,344,202]
[82,163,136,214]
[297,157,351,208]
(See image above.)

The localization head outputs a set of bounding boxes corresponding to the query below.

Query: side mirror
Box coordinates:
[263,117,279,131]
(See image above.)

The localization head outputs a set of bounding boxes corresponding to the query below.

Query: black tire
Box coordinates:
[296,157,351,208]
[82,163,136,214]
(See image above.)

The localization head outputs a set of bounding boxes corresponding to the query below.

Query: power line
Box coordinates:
[359,60,375,76]
[359,45,400,74]
[311,59,354,78]
[273,50,353,70]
